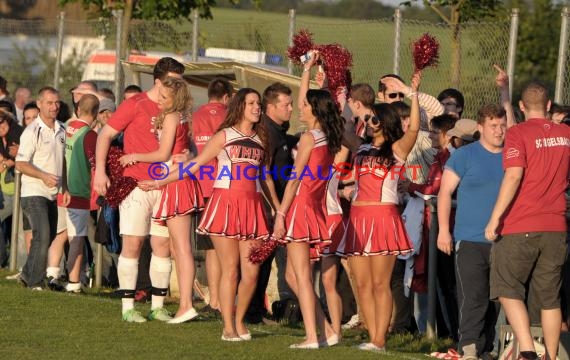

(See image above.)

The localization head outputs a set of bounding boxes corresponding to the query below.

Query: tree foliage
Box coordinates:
[512,0,563,98]
[58,0,232,20]
[1,39,92,104]
[406,0,504,24]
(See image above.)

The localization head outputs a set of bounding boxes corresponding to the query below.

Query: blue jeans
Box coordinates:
[21,196,58,288]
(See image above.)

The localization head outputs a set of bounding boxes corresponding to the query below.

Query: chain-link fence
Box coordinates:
[0,19,59,97]
[398,19,511,118]
[0,16,113,106]
[0,8,568,117]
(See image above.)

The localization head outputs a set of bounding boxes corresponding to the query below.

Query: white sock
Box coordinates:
[149,254,171,310]
[118,256,139,313]
[46,267,60,279]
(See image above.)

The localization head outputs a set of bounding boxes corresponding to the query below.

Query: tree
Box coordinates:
[512,0,562,99]
[404,0,504,87]
[1,39,93,104]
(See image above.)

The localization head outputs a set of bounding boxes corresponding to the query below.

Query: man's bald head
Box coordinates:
[78,94,100,121]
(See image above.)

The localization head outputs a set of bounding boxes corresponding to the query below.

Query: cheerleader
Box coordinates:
[140,88,280,341]
[120,77,204,323]
[273,51,345,349]
[341,71,422,352]
[320,146,350,338]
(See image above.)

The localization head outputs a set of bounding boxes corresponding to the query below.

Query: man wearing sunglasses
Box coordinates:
[379,74,446,185]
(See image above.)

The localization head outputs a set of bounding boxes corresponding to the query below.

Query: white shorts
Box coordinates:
[119,187,161,237]
[65,208,90,237]
[57,206,67,234]
[150,222,169,238]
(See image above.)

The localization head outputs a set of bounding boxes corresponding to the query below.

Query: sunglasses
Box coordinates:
[363,114,381,126]
[387,92,405,99]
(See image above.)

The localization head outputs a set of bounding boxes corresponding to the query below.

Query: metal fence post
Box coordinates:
[113,9,123,106]
[555,7,569,104]
[507,8,519,101]
[426,198,439,340]
[192,11,199,62]
[288,9,296,75]
[53,12,65,90]
[393,8,402,76]
[9,173,22,273]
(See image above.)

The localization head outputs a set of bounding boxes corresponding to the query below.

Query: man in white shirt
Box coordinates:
[15,86,67,290]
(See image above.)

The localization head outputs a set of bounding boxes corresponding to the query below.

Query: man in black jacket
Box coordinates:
[245,82,295,324]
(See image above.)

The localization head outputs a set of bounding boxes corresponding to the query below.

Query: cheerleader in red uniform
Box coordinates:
[319,147,350,338]
[340,71,422,352]
[273,51,345,349]
[140,88,280,341]
[121,77,204,323]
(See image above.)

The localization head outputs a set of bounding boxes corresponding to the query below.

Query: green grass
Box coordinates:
[0,269,451,360]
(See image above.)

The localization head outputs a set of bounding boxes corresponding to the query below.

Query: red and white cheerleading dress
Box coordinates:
[153,114,204,225]
[341,143,413,256]
[280,129,333,250]
[321,167,346,257]
[196,127,269,240]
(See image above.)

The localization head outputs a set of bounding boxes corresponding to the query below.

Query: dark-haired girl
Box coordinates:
[140,88,280,341]
[341,71,422,352]
[273,51,345,349]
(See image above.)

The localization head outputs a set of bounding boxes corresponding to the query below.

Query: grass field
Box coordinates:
[0,269,452,360]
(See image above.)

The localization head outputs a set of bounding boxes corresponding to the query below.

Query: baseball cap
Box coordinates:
[98,98,116,113]
[447,118,478,141]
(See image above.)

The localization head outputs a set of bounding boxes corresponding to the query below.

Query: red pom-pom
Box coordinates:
[316,44,353,107]
[288,30,353,109]
[103,146,138,208]
[249,236,281,264]
[287,29,314,65]
[412,33,440,71]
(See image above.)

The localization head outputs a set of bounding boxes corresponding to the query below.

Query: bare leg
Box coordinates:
[322,256,342,336]
[235,239,262,336]
[66,236,84,283]
[206,248,221,309]
[500,298,535,352]
[211,236,240,338]
[370,255,397,348]
[341,258,365,328]
[285,253,299,295]
[542,308,562,360]
[349,256,375,340]
[167,215,195,317]
[47,230,68,275]
[288,242,318,345]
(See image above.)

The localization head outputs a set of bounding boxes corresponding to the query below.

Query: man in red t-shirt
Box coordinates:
[485,81,570,360]
[94,57,185,323]
[191,78,232,315]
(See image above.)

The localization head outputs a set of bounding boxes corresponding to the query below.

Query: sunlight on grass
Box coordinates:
[0,269,451,359]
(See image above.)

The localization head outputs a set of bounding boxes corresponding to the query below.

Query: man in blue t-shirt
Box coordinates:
[437,104,507,360]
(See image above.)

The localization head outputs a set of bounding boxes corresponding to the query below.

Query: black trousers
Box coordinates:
[455,241,499,355]
[246,251,275,322]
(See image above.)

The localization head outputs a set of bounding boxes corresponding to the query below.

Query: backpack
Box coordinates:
[94,202,121,254]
